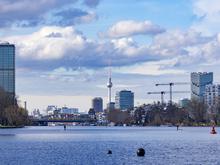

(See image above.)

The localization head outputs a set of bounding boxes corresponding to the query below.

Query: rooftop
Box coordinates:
[191,72,213,75]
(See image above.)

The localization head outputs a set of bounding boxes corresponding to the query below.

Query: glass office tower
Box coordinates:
[191,72,213,101]
[115,90,134,110]
[0,42,15,95]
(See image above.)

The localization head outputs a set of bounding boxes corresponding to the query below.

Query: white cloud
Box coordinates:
[111,37,136,49]
[150,29,211,56]
[103,20,165,38]
[3,26,161,70]
[111,37,143,56]
[114,59,187,76]
[147,29,219,67]
[3,25,219,75]
[187,35,220,63]
[192,0,220,35]
[5,26,87,60]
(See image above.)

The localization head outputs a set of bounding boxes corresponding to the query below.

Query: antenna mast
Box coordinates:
[107,60,113,107]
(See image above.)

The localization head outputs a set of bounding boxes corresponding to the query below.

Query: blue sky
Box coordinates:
[1,0,220,112]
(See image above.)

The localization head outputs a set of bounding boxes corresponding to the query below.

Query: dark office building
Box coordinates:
[0,42,15,95]
[92,97,103,113]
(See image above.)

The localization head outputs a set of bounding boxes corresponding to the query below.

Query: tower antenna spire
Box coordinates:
[107,59,113,110]
[108,60,112,78]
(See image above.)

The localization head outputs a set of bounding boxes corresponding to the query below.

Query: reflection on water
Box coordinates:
[0,126,220,165]
[0,134,15,136]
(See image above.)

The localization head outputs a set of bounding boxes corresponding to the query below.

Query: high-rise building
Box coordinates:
[191,72,213,101]
[205,84,220,108]
[115,90,134,110]
[107,69,113,110]
[0,42,15,95]
[92,97,103,113]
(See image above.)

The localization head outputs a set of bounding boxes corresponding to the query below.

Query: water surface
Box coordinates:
[0,126,219,165]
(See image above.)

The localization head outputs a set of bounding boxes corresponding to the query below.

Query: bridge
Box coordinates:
[31,118,97,126]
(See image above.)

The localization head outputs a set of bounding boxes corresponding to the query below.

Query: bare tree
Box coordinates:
[187,99,207,124]
[0,88,29,126]
[107,109,131,125]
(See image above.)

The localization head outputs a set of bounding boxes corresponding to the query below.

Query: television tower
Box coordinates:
[107,64,113,106]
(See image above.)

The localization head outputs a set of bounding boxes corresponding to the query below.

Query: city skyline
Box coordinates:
[1,0,220,111]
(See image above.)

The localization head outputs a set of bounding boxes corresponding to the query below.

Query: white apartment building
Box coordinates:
[205,84,220,108]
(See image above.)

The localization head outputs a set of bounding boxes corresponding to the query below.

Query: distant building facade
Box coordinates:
[47,105,79,118]
[60,107,79,115]
[107,102,115,111]
[191,72,213,101]
[32,109,42,119]
[179,98,190,108]
[205,84,220,108]
[47,105,57,115]
[96,112,107,124]
[92,97,103,113]
[115,90,134,110]
[0,42,15,94]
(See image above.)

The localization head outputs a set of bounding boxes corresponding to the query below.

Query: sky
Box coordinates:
[1,0,220,113]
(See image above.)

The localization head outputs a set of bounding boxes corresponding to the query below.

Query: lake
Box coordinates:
[0,126,219,165]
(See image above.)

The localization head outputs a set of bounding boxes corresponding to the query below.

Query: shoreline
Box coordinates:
[0,125,24,129]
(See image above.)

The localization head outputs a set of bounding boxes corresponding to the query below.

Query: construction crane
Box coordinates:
[155,82,189,104]
[149,88,190,104]
[147,91,165,104]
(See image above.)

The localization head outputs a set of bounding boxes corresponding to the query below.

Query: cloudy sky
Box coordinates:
[1,0,220,113]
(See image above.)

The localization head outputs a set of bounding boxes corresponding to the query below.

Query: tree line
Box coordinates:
[0,89,29,127]
[107,99,220,126]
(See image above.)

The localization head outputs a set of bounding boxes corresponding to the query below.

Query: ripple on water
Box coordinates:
[0,126,220,165]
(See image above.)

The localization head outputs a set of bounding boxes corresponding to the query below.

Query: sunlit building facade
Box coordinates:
[191,72,213,101]
[205,84,220,108]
